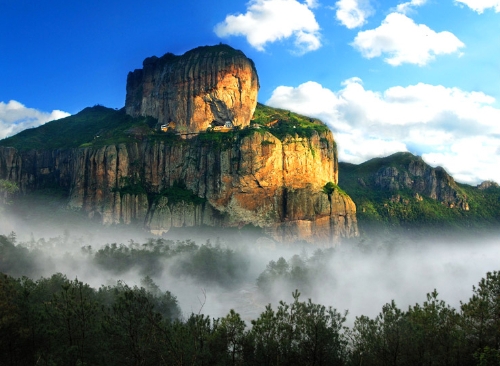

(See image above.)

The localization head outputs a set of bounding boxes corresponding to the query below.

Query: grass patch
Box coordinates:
[112,178,206,207]
[196,129,237,149]
[112,177,147,197]
[251,103,329,141]
[156,181,206,206]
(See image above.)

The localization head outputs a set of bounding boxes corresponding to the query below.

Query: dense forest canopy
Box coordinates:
[2,233,500,365]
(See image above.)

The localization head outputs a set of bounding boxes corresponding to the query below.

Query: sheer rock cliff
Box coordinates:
[125,45,259,133]
[0,130,358,244]
[373,155,470,210]
[0,44,358,244]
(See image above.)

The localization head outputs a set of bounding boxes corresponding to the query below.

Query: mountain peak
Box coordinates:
[125,44,259,134]
[477,180,499,190]
[340,152,469,211]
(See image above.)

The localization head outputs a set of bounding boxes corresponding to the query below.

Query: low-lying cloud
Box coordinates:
[3,221,500,326]
[267,78,500,184]
[0,100,70,139]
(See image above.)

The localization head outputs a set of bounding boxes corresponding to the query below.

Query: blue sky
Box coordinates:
[1,0,499,184]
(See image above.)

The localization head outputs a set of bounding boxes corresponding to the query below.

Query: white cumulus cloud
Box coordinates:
[266,79,500,185]
[396,0,427,14]
[335,0,374,29]
[455,0,500,13]
[305,0,319,8]
[214,0,321,54]
[352,12,465,66]
[0,100,70,140]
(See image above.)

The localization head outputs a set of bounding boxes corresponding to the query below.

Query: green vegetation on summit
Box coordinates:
[0,103,331,152]
[251,102,330,139]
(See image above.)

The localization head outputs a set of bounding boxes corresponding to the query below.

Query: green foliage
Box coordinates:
[171,242,250,287]
[99,280,179,364]
[257,251,333,296]
[257,256,292,291]
[322,181,336,196]
[261,140,275,146]
[251,103,330,140]
[0,106,176,151]
[156,180,207,206]
[0,180,19,207]
[91,238,249,288]
[112,178,206,207]
[248,290,348,365]
[197,127,238,149]
[0,179,19,195]
[3,265,500,365]
[350,292,467,366]
[92,238,191,277]
[475,347,500,366]
[458,182,500,223]
[0,272,180,365]
[112,176,148,197]
[0,234,39,278]
[461,271,500,357]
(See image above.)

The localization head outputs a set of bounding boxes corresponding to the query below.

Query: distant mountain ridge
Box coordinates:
[339,152,500,233]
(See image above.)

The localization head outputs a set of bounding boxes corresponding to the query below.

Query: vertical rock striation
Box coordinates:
[0,44,358,244]
[125,44,259,133]
[0,130,358,244]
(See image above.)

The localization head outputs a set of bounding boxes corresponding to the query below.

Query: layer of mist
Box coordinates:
[2,206,499,325]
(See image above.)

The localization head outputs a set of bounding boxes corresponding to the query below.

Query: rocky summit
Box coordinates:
[372,153,469,210]
[339,152,500,234]
[0,45,358,244]
[125,44,259,134]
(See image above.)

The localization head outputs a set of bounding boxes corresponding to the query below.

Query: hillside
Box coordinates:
[0,103,330,151]
[0,101,357,244]
[0,106,158,151]
[339,152,500,235]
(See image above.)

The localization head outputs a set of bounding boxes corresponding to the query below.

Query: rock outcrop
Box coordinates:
[373,153,469,210]
[0,44,358,244]
[0,130,358,244]
[125,45,259,133]
[477,180,499,190]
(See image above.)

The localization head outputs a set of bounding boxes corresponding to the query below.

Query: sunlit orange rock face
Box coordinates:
[125,44,259,133]
[0,129,358,244]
